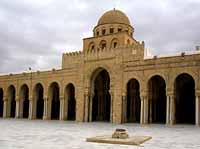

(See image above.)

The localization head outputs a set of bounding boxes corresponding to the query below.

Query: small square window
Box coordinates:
[110,28,114,34]
[118,28,122,32]
[102,29,106,35]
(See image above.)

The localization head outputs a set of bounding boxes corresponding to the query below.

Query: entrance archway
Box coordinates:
[65,83,76,121]
[175,73,195,124]
[91,68,111,122]
[49,82,60,120]
[126,79,140,123]
[148,75,166,123]
[19,84,29,118]
[7,85,16,118]
[0,88,3,117]
[33,83,44,119]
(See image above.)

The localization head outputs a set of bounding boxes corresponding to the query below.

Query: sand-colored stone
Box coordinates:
[86,135,152,146]
[0,9,200,125]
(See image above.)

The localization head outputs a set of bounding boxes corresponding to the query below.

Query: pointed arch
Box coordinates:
[148,75,166,123]
[33,83,44,119]
[99,40,107,49]
[7,85,16,118]
[48,82,60,120]
[126,78,140,123]
[65,83,76,121]
[19,84,29,118]
[174,73,195,124]
[90,68,111,122]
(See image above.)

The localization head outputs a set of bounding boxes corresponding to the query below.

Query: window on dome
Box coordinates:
[118,28,122,32]
[110,28,114,34]
[96,31,99,36]
[102,29,106,35]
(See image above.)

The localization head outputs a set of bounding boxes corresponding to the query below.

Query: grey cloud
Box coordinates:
[0,0,199,74]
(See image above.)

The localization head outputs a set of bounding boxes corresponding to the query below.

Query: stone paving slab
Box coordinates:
[87,135,152,146]
[1,119,200,148]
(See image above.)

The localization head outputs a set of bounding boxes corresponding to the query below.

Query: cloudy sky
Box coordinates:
[0,0,199,74]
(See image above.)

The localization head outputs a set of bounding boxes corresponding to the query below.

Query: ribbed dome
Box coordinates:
[97,9,131,26]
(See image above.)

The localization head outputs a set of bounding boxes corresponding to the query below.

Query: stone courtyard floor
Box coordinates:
[0,119,200,149]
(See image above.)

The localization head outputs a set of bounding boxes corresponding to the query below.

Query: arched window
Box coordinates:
[99,40,107,49]
[111,38,119,48]
[88,42,95,52]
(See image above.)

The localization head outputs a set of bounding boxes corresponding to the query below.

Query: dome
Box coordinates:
[97,9,131,26]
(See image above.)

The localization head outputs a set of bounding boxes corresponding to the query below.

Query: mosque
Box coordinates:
[0,9,200,125]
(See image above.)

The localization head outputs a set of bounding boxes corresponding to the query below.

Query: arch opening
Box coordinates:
[34,83,44,119]
[175,73,195,124]
[126,79,140,123]
[65,83,76,121]
[49,82,60,120]
[0,88,3,117]
[91,69,111,122]
[148,75,166,123]
[7,85,16,118]
[20,84,29,118]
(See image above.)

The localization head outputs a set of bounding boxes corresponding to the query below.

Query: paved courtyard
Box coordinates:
[0,119,200,149]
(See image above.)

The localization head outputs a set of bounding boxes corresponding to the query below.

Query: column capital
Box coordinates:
[3,97,7,101]
[195,90,200,96]
[122,92,126,97]
[43,96,48,101]
[60,96,64,100]
[140,91,147,97]
[140,95,147,101]
[15,96,20,101]
[166,91,174,96]
[29,96,33,101]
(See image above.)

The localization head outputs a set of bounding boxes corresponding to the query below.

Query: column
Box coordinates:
[166,95,170,125]
[121,95,126,123]
[169,95,175,125]
[59,96,65,120]
[15,97,20,118]
[144,96,148,124]
[3,98,7,118]
[195,95,200,126]
[29,98,33,119]
[109,90,114,123]
[89,93,93,122]
[140,97,144,124]
[84,93,89,122]
[43,97,48,120]
[149,100,152,123]
[32,97,36,119]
